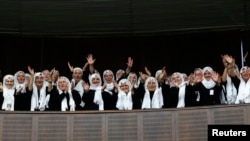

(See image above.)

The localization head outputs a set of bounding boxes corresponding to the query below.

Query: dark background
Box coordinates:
[1,30,249,78]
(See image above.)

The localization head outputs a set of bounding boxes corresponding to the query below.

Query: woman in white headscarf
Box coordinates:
[102,69,118,110]
[140,76,164,109]
[83,72,104,110]
[70,67,85,110]
[30,72,47,111]
[193,66,222,106]
[2,74,16,111]
[116,79,133,110]
[13,70,33,111]
[221,54,240,104]
[165,72,197,108]
[48,76,75,111]
[235,66,250,104]
[127,72,142,109]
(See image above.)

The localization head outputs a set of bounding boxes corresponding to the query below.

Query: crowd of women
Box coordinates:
[0,53,249,111]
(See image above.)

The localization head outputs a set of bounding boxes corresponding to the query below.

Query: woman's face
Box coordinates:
[241,67,250,82]
[35,75,44,88]
[119,83,130,93]
[42,70,50,81]
[58,77,68,91]
[92,75,101,86]
[72,69,82,82]
[17,72,25,83]
[203,70,212,81]
[128,73,137,84]
[5,77,14,89]
[171,73,182,86]
[147,79,157,91]
[104,72,113,83]
[194,70,203,81]
[52,71,59,81]
[25,75,31,85]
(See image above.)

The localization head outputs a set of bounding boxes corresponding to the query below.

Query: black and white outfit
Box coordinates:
[164,72,196,108]
[70,67,85,109]
[235,66,250,104]
[138,76,164,109]
[116,79,133,110]
[194,67,221,106]
[14,71,32,111]
[83,73,104,110]
[71,78,85,110]
[2,74,16,111]
[220,74,240,104]
[30,72,47,111]
[48,76,75,111]
[102,70,117,110]
[127,72,141,109]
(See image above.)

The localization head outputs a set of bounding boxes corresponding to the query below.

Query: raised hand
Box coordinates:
[86,53,96,65]
[127,57,133,68]
[27,66,35,75]
[67,61,74,72]
[144,66,151,76]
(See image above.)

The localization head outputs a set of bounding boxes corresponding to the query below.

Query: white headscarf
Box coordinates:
[103,69,115,94]
[141,77,163,109]
[201,66,216,89]
[116,69,125,81]
[116,79,133,110]
[71,67,85,107]
[2,74,15,111]
[57,76,75,111]
[127,72,140,89]
[170,72,186,108]
[14,71,26,93]
[89,73,104,110]
[30,72,47,111]
[235,66,250,104]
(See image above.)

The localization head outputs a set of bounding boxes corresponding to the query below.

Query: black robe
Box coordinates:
[14,87,32,111]
[194,82,222,106]
[82,89,100,110]
[165,85,197,108]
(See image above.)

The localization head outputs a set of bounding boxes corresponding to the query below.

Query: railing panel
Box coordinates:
[0,104,249,141]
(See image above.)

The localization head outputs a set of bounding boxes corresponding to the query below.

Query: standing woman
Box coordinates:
[193,66,222,106]
[127,72,141,109]
[165,72,196,108]
[221,54,240,104]
[30,72,47,111]
[14,69,33,111]
[2,74,16,111]
[47,76,75,111]
[82,73,104,111]
[235,66,250,104]
[70,67,86,110]
[102,69,118,110]
[139,76,164,109]
[116,79,133,110]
